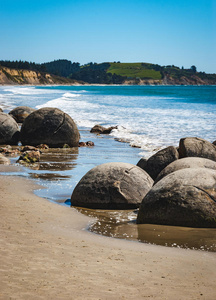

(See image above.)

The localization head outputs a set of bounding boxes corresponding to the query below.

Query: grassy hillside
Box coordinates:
[107,63,162,80]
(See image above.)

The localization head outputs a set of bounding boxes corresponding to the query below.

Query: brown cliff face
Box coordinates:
[0,66,78,85]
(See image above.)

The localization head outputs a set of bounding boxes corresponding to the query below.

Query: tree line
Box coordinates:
[1,59,215,84]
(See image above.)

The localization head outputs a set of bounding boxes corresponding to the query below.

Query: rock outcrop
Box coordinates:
[0,66,79,85]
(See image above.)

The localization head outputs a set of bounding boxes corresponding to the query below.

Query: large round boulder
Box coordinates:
[20,107,80,147]
[155,157,216,183]
[137,146,179,180]
[137,168,216,228]
[179,137,216,162]
[9,106,36,123]
[0,112,20,145]
[71,162,154,209]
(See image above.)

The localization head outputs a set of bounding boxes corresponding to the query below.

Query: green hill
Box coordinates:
[1,59,216,85]
[107,63,162,80]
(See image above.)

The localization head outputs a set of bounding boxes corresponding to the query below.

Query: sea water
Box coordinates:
[0,85,216,251]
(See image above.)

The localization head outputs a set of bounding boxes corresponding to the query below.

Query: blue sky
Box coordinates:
[0,0,215,73]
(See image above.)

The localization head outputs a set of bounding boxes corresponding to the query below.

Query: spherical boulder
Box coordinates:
[155,157,216,184]
[0,112,20,145]
[20,107,80,147]
[137,146,179,180]
[137,168,216,228]
[179,137,216,162]
[9,106,36,123]
[71,162,154,209]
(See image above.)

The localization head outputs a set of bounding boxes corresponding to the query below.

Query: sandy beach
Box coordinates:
[0,174,216,300]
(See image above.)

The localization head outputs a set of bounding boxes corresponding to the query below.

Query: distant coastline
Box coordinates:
[1,59,216,86]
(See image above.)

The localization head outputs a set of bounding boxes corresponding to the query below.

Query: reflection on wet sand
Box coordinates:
[75,207,216,252]
[27,148,79,180]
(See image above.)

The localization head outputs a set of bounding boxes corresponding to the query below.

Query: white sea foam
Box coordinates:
[1,85,215,158]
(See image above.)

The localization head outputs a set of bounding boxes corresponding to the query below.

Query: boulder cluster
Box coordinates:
[71,137,216,228]
[0,106,80,164]
[0,106,80,147]
[1,105,216,228]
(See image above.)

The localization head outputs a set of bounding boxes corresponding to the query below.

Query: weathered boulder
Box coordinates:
[155,157,216,183]
[213,140,216,146]
[179,137,216,162]
[137,146,179,180]
[20,107,80,147]
[9,106,36,123]
[90,124,117,134]
[18,150,40,164]
[71,162,154,209]
[137,168,216,228]
[0,153,10,165]
[0,112,20,145]
[0,108,3,112]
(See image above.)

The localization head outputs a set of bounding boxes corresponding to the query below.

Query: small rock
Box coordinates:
[0,153,10,165]
[86,141,94,146]
[90,124,117,134]
[79,142,87,147]
[21,145,38,152]
[36,144,49,149]
[18,150,40,164]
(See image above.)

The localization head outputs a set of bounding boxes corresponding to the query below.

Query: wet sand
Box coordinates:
[0,175,216,300]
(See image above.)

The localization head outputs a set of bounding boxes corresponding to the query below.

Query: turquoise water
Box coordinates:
[0,85,216,251]
[1,85,215,157]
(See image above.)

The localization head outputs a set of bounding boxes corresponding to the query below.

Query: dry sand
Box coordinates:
[0,175,216,300]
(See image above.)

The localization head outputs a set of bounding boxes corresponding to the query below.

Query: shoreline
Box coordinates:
[1,83,216,87]
[1,174,216,299]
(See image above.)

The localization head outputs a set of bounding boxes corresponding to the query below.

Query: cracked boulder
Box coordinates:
[71,162,154,209]
[179,137,216,162]
[0,112,20,145]
[9,106,36,123]
[20,107,80,147]
[137,168,216,228]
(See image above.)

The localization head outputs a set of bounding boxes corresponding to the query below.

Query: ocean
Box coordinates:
[0,85,216,250]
